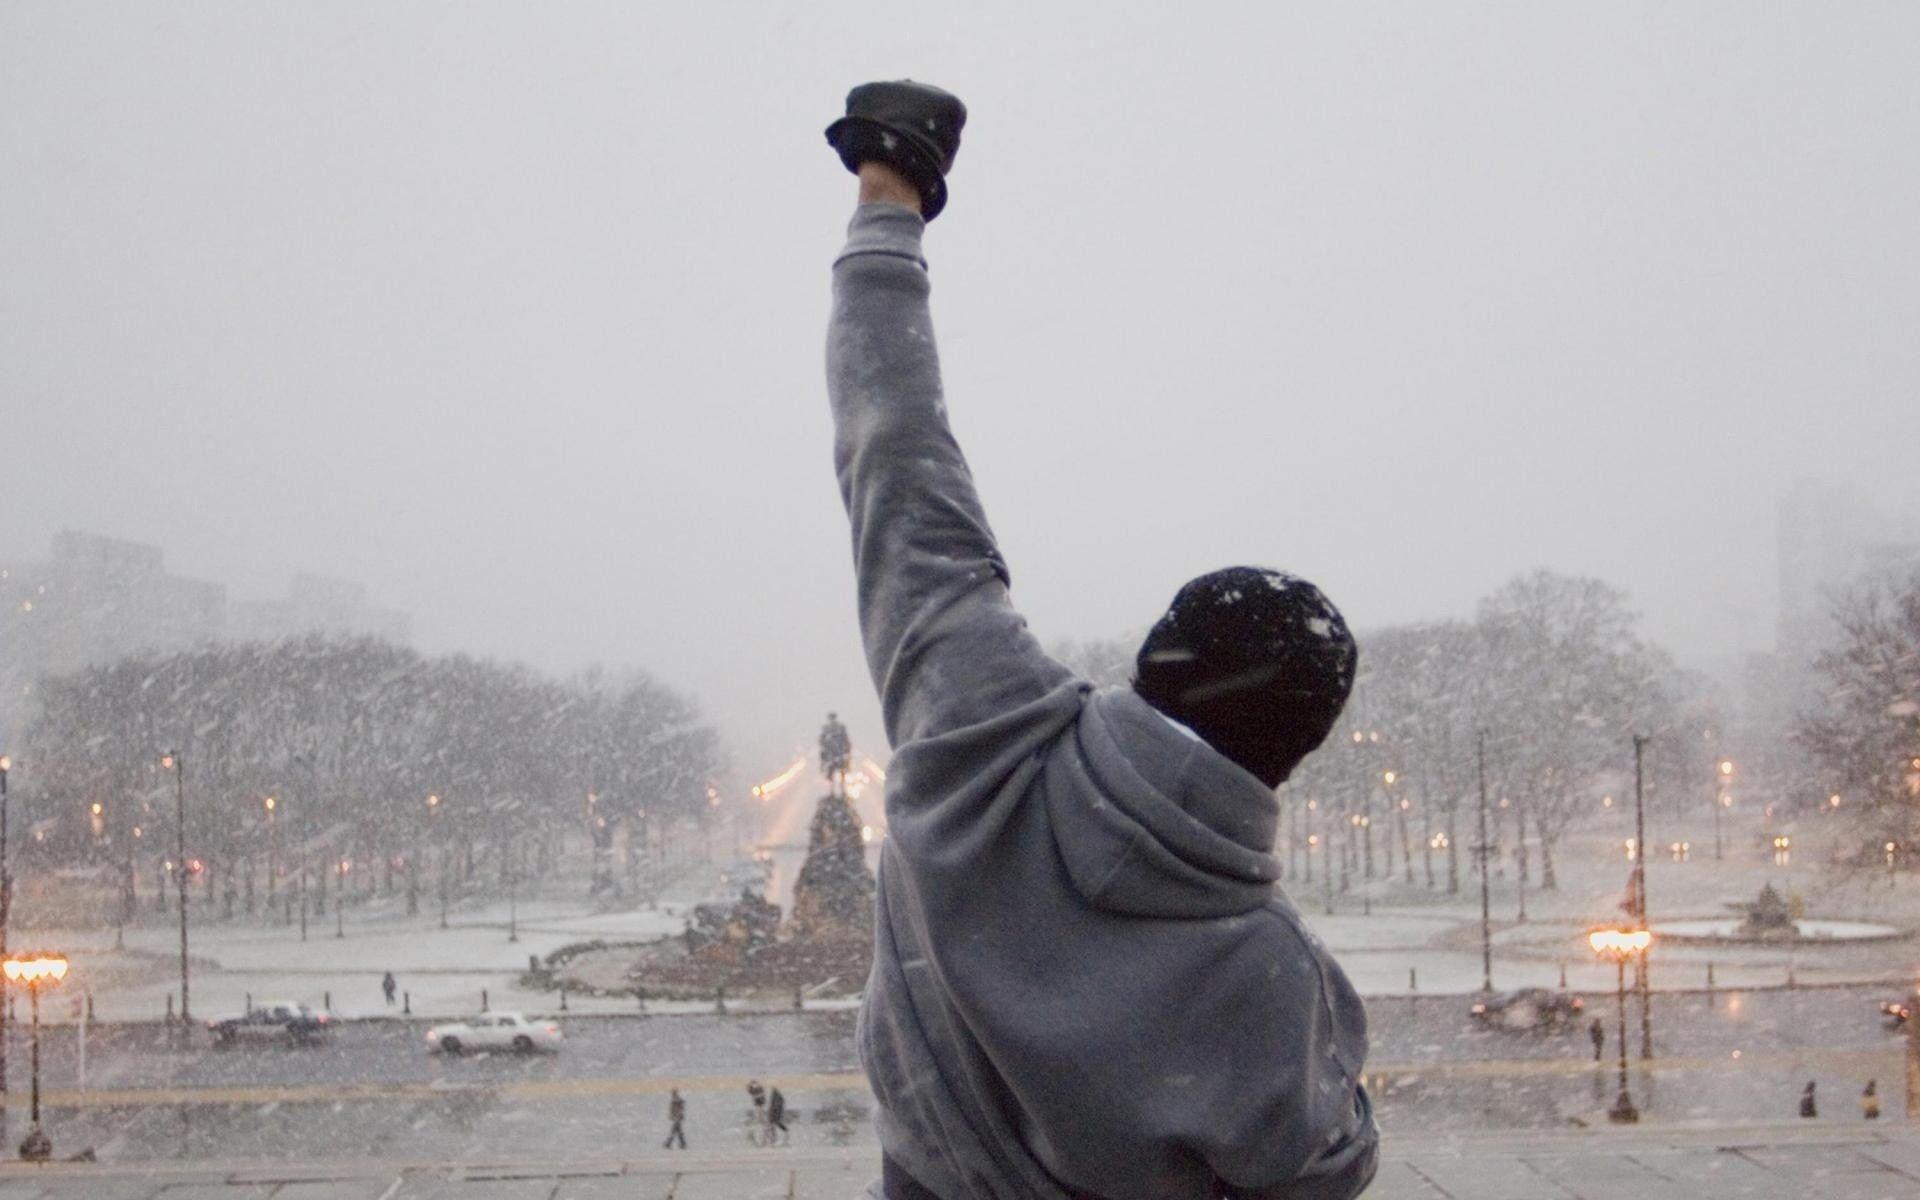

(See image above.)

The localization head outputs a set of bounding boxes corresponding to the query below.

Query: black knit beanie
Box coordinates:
[1133,567,1357,788]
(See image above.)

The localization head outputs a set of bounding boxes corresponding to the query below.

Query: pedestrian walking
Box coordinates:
[664,1087,687,1149]
[821,81,1376,1199]
[1863,1079,1880,1121]
[1588,1017,1604,1062]
[768,1086,790,1146]
[381,971,397,1007]
[746,1079,768,1146]
[1800,1080,1817,1118]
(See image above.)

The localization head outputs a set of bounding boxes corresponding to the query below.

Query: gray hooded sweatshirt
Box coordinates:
[828,204,1377,1200]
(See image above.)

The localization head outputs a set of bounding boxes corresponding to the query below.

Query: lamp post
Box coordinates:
[335,858,347,939]
[1475,732,1493,993]
[162,751,190,1024]
[1515,794,1529,925]
[1361,786,1375,881]
[4,952,69,1159]
[1631,734,1653,1060]
[263,796,278,907]
[1714,759,1732,861]
[506,842,519,944]
[1309,800,1332,915]
[292,755,316,943]
[0,752,11,1123]
[428,795,447,930]
[1589,928,1651,1124]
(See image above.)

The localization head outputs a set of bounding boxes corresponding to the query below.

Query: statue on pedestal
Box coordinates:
[819,712,853,797]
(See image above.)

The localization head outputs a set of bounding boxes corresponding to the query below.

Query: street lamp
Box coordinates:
[3,953,68,1159]
[1475,731,1494,994]
[1630,734,1653,1059]
[1589,928,1651,1124]
[0,753,11,1119]
[263,797,277,908]
[1714,759,1732,861]
[162,750,190,1024]
[506,841,519,944]
[427,795,447,930]
[335,859,348,939]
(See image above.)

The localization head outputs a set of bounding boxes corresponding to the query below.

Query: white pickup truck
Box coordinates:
[424,1011,563,1055]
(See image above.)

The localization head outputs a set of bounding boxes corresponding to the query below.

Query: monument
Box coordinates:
[789,712,874,938]
[573,714,878,1002]
[820,711,852,796]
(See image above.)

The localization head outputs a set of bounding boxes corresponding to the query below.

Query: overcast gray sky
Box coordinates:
[5,2,1917,781]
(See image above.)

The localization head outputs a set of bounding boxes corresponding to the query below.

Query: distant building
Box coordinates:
[1775,480,1920,664]
[230,573,411,645]
[0,530,227,744]
[1731,483,1920,771]
[0,532,411,747]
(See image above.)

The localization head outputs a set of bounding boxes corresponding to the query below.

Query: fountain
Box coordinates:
[1652,883,1903,944]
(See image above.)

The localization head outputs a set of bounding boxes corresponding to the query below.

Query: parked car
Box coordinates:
[425,1012,563,1055]
[1881,999,1911,1027]
[1469,988,1585,1032]
[207,1000,330,1047]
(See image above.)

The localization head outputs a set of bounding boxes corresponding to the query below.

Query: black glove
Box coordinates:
[825,80,967,221]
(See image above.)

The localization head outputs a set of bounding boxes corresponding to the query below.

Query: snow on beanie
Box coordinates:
[1133,567,1357,788]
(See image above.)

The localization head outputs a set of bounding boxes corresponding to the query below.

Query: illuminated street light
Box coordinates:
[0,752,10,1115]
[162,750,190,1025]
[3,952,69,1159]
[336,858,349,939]
[262,796,280,908]
[427,795,448,930]
[1589,928,1651,1123]
[1713,759,1732,860]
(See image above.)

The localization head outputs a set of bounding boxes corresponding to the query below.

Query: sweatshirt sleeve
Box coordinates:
[826,204,1074,751]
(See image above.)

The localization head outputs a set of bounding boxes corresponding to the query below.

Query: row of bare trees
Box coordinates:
[1798,567,1920,867]
[9,635,723,922]
[1282,570,1711,895]
[1054,569,1715,893]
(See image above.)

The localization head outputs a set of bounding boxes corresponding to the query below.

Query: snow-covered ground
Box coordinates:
[14,804,1917,1025]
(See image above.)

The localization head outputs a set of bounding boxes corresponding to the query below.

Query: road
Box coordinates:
[0,985,1903,1164]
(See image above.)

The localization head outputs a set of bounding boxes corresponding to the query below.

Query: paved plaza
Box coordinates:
[0,1122,1915,1198]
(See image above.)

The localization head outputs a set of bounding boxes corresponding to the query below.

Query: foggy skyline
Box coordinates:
[6,3,1919,778]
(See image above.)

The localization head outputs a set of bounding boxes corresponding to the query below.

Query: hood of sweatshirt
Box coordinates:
[1045,687,1284,919]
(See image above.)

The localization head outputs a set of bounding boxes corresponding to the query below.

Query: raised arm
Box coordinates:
[826,163,1073,749]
